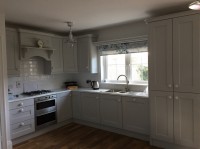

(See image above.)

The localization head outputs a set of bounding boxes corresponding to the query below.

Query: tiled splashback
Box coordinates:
[8,58,73,95]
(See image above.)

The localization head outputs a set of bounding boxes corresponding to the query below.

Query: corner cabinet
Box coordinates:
[6,28,20,76]
[63,39,78,73]
[51,36,64,74]
[56,92,72,123]
[100,94,122,128]
[77,35,98,73]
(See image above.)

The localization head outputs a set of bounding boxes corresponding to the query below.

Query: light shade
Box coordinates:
[189,1,200,10]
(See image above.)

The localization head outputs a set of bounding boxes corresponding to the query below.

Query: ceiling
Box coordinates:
[5,0,193,33]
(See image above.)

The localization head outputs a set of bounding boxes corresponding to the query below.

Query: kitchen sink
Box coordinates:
[105,89,122,93]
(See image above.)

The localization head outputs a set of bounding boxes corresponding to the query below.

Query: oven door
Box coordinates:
[35,99,56,116]
[36,111,56,129]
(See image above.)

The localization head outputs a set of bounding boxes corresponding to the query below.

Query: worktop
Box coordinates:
[8,88,148,102]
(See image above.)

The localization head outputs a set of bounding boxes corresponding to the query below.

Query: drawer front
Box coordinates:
[10,105,34,124]
[122,97,149,104]
[11,119,35,139]
[9,98,34,110]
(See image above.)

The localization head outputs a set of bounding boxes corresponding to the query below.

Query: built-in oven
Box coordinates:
[34,94,57,129]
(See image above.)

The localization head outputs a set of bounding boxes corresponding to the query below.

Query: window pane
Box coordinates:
[130,52,148,82]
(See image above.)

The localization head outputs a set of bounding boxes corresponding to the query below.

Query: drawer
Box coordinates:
[10,105,34,124]
[9,98,34,110]
[11,119,35,139]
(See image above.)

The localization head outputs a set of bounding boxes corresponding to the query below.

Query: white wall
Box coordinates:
[74,20,148,91]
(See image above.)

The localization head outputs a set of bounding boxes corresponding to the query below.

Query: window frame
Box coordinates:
[101,53,148,85]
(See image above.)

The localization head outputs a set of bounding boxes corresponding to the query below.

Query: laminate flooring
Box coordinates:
[14,123,161,149]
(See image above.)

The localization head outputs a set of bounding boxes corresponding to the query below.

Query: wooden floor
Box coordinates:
[14,123,161,149]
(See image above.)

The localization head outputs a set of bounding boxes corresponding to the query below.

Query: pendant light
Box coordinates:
[65,21,75,46]
[189,1,200,10]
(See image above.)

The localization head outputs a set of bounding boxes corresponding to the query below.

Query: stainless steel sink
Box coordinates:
[105,89,122,93]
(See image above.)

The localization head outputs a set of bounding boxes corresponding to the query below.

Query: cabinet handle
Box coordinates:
[175,96,179,100]
[175,84,179,88]
[86,66,89,69]
[168,84,172,88]
[117,99,121,102]
[18,103,23,106]
[19,108,24,112]
[96,97,99,99]
[168,96,172,99]
[19,122,25,127]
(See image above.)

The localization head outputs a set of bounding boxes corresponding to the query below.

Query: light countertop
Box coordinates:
[8,88,148,102]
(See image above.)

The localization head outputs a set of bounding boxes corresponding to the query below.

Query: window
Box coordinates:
[101,52,148,84]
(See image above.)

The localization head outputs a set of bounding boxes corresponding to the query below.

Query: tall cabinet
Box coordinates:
[149,14,200,149]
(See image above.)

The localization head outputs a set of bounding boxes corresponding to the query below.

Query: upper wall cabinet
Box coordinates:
[6,28,20,76]
[51,37,63,74]
[149,14,200,93]
[77,35,98,73]
[63,39,78,73]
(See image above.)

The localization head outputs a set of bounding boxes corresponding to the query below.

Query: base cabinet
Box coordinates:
[122,96,149,135]
[72,91,81,119]
[100,94,122,128]
[81,92,100,123]
[56,92,72,123]
[150,91,200,148]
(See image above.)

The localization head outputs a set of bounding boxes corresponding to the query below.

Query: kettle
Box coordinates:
[91,81,99,90]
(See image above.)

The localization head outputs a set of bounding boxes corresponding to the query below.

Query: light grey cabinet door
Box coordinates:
[122,96,149,135]
[72,91,82,120]
[63,39,78,73]
[56,91,72,123]
[150,91,174,143]
[6,28,20,76]
[100,94,122,128]
[173,14,200,93]
[81,92,100,123]
[51,37,63,74]
[77,35,97,73]
[148,19,173,92]
[174,92,200,148]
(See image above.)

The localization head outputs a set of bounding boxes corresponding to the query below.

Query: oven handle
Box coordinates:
[35,98,56,103]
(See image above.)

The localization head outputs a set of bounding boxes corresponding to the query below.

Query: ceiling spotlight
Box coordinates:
[189,1,200,10]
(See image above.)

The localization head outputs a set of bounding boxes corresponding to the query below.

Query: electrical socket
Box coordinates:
[86,80,91,84]
[16,81,21,88]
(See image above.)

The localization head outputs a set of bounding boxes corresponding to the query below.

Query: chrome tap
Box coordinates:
[117,75,129,92]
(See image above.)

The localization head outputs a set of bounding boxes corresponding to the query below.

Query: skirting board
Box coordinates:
[12,119,73,145]
[73,119,150,142]
[150,139,198,149]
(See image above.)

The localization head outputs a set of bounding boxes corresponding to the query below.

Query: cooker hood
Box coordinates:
[19,29,55,74]
[19,29,55,61]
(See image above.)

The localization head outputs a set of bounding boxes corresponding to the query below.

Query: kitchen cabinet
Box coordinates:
[148,19,173,92]
[173,15,200,93]
[148,14,200,149]
[149,14,200,93]
[6,28,20,76]
[174,93,199,148]
[9,98,35,139]
[81,92,100,123]
[77,34,98,73]
[150,92,200,148]
[122,96,149,135]
[63,39,78,73]
[72,91,82,120]
[56,91,72,123]
[51,37,63,74]
[150,91,174,143]
[100,94,122,128]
